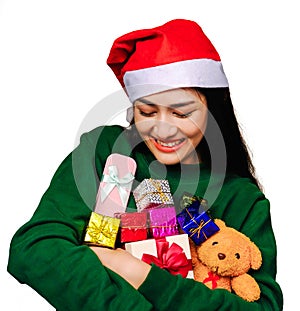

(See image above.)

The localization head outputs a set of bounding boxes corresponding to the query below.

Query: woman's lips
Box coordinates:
[150,137,186,153]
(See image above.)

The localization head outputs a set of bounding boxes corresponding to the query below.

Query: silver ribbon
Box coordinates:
[100,165,134,207]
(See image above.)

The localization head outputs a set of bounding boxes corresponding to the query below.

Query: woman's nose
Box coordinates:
[152,120,177,140]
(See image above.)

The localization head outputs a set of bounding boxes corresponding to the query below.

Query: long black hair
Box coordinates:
[195,87,261,190]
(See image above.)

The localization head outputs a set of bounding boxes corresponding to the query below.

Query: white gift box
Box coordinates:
[125,234,194,279]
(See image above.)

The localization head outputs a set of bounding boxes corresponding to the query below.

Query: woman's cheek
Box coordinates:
[190,115,208,135]
[135,119,154,136]
[180,121,205,138]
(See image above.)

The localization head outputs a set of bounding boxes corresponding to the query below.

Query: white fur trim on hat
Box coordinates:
[123,58,228,103]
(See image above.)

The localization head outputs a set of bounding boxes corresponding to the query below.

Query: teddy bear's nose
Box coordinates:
[218,253,226,260]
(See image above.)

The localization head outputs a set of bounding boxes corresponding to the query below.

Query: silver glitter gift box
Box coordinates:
[133,179,174,212]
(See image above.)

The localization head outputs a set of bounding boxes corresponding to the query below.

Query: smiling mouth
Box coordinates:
[156,138,185,147]
[150,137,186,152]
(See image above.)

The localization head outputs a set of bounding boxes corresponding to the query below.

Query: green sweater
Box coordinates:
[7,125,283,310]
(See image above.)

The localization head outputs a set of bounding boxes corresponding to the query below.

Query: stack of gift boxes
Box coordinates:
[84,154,220,279]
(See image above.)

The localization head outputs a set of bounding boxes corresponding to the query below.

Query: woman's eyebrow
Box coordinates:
[137,98,196,108]
[170,101,196,108]
[137,98,156,106]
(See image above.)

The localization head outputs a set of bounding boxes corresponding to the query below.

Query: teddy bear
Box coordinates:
[190,219,262,302]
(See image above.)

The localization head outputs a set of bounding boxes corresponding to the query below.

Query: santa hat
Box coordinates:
[107,19,228,103]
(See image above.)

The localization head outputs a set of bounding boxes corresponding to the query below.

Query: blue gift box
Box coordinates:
[177,204,201,229]
[177,193,207,229]
[179,210,220,245]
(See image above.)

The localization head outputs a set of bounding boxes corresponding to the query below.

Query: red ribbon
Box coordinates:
[203,271,220,289]
[141,238,192,278]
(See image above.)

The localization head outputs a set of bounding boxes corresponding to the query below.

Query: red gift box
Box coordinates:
[119,212,148,243]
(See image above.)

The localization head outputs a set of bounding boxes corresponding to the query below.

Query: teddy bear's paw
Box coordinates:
[231,274,261,302]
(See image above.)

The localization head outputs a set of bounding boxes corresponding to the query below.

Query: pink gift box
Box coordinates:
[148,206,179,238]
[125,234,194,279]
[94,154,137,217]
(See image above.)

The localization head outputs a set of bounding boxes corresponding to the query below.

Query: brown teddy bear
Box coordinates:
[190,219,262,302]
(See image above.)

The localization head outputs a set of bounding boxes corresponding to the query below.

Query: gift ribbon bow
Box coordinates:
[186,209,211,240]
[100,165,134,206]
[85,213,120,248]
[203,271,220,289]
[141,238,192,278]
[149,179,169,203]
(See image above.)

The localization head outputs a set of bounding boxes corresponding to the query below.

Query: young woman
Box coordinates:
[8,19,283,310]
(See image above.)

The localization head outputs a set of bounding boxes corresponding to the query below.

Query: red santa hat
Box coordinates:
[107,19,228,103]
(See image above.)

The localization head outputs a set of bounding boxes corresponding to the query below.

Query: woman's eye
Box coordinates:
[139,110,156,117]
[173,111,193,118]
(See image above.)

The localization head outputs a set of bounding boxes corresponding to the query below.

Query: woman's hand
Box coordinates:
[90,246,151,289]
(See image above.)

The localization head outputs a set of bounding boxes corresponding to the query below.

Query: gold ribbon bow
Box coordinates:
[185,208,211,240]
[149,179,169,203]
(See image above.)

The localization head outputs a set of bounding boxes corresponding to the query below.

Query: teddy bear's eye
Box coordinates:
[235,253,240,259]
[212,241,218,246]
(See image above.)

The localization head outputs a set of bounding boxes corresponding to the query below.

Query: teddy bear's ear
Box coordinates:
[214,219,226,229]
[249,241,262,270]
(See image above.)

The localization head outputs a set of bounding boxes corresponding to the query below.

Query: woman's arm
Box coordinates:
[7,128,153,311]
[90,247,151,289]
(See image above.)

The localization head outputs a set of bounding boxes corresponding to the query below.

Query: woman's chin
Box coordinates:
[155,155,181,166]
[147,148,180,165]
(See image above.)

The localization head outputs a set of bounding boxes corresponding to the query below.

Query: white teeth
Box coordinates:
[156,139,183,147]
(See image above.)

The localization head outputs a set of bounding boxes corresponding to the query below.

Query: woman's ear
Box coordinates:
[126,106,134,123]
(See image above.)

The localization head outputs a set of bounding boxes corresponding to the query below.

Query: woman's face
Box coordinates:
[134,88,208,165]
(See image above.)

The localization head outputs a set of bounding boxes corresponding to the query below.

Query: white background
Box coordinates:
[1,0,298,310]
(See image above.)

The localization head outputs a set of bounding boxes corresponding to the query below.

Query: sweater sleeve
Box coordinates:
[7,128,153,311]
[138,198,283,311]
